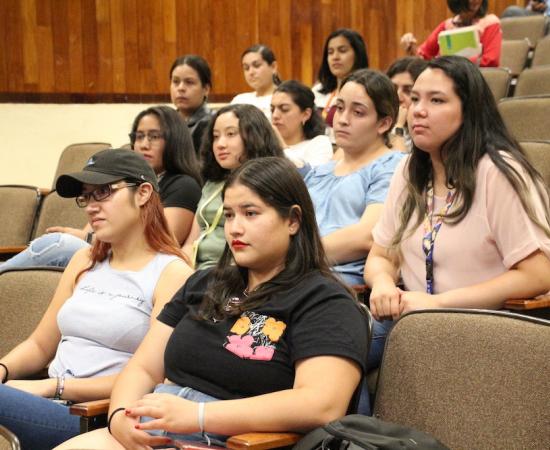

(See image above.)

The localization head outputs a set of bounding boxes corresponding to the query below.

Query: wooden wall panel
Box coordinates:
[0,0,526,102]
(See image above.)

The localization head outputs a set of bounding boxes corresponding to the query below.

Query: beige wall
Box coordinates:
[0,104,163,188]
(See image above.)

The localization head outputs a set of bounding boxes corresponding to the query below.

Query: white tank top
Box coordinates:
[48,252,180,378]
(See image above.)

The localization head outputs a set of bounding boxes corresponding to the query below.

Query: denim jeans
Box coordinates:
[143,383,227,447]
[0,383,80,450]
[357,318,394,416]
[0,233,88,273]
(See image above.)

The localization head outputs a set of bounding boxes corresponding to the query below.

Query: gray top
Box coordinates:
[48,252,179,378]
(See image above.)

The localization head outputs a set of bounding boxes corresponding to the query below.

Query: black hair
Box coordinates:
[340,69,399,148]
[448,0,488,18]
[393,56,550,246]
[317,28,369,94]
[273,80,326,139]
[169,54,212,89]
[198,157,353,321]
[387,56,428,82]
[130,106,202,185]
[200,104,284,182]
[241,44,282,86]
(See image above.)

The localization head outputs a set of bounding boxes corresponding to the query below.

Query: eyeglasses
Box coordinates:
[129,131,165,143]
[75,182,139,208]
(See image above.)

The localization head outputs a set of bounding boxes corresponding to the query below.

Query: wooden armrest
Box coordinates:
[226,432,302,450]
[504,295,550,311]
[0,246,27,255]
[69,398,110,417]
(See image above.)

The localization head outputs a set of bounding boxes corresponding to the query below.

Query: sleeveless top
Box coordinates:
[194,180,226,270]
[48,252,180,378]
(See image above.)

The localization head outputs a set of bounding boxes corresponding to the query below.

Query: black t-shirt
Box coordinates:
[158,269,368,400]
[159,173,202,212]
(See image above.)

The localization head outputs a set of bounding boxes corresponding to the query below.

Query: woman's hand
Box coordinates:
[45,226,87,240]
[6,378,56,397]
[110,407,173,450]
[396,105,408,129]
[369,279,402,320]
[400,33,418,55]
[128,393,199,435]
[398,289,442,316]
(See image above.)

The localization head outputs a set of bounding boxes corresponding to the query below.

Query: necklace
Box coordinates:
[224,296,243,312]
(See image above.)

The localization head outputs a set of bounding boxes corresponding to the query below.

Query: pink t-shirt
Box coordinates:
[372,154,550,294]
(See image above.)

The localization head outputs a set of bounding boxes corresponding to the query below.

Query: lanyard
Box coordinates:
[321,91,337,120]
[422,182,455,294]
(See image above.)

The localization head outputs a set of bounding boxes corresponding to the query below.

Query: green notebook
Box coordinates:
[438,25,481,59]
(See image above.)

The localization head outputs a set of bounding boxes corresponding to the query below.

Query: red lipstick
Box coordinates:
[231,239,248,250]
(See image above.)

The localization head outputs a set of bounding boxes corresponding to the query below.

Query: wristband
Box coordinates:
[198,402,211,445]
[198,402,205,433]
[0,363,8,383]
[108,407,126,435]
[54,375,65,399]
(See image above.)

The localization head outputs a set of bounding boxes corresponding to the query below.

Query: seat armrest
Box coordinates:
[0,246,27,255]
[69,398,110,417]
[504,295,550,310]
[226,432,302,450]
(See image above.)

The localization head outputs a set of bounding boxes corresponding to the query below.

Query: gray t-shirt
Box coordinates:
[48,252,180,378]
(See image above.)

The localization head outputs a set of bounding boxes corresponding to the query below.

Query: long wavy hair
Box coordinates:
[317,28,369,95]
[392,56,550,247]
[273,80,325,139]
[197,157,353,321]
[130,106,202,185]
[200,104,284,182]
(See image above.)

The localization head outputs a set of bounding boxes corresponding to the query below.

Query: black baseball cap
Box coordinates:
[55,148,159,198]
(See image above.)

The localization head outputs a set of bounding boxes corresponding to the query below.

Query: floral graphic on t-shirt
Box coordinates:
[261,317,286,342]
[225,335,254,359]
[230,316,251,335]
[224,312,286,361]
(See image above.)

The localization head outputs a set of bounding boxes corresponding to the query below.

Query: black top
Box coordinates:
[159,172,202,212]
[187,103,212,155]
[158,269,368,400]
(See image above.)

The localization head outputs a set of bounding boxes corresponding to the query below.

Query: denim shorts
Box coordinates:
[141,383,227,447]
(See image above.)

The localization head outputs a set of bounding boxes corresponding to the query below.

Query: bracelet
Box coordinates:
[108,407,126,435]
[85,231,94,244]
[54,375,65,399]
[198,402,205,433]
[0,363,8,384]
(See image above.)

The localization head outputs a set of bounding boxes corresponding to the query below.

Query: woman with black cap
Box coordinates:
[0,149,193,450]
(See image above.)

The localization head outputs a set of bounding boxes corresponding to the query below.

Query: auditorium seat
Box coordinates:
[0,267,63,357]
[0,425,20,450]
[521,140,550,187]
[479,67,511,101]
[501,15,548,47]
[373,309,550,450]
[32,191,88,238]
[498,95,550,141]
[0,186,42,258]
[500,39,531,76]
[514,65,550,96]
[51,142,112,189]
[0,143,111,258]
[532,35,550,67]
